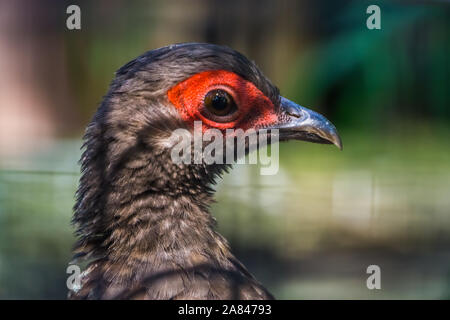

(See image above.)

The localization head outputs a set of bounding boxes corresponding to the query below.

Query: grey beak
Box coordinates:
[272,97,342,150]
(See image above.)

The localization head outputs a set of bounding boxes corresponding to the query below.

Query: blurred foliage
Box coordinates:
[285,1,449,132]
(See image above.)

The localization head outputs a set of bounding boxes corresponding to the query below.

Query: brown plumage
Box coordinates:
[69,43,341,300]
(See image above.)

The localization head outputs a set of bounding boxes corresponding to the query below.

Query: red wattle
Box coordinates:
[167,70,278,131]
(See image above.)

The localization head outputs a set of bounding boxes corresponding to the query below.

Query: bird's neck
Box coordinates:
[103,184,232,282]
[74,146,233,284]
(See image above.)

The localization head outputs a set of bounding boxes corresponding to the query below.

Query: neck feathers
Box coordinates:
[72,107,232,285]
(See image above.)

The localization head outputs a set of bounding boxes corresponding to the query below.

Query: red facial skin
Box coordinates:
[167,70,278,132]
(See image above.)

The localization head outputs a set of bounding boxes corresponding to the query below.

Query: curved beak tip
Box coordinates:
[277,97,343,151]
[318,126,343,150]
[333,135,343,151]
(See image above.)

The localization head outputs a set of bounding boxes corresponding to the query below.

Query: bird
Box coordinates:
[69,43,342,300]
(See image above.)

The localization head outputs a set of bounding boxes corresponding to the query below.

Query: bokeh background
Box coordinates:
[0,0,449,299]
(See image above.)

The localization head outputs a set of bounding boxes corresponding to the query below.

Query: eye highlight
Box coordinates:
[202,89,238,122]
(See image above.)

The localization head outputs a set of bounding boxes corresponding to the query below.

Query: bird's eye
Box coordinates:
[202,89,238,122]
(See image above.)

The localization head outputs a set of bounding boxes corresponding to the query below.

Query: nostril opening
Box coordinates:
[285,107,302,118]
[280,97,303,118]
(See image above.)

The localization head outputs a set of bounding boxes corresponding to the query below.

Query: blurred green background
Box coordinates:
[0,0,449,299]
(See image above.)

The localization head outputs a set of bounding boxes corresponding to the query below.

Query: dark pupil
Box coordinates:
[211,93,228,111]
